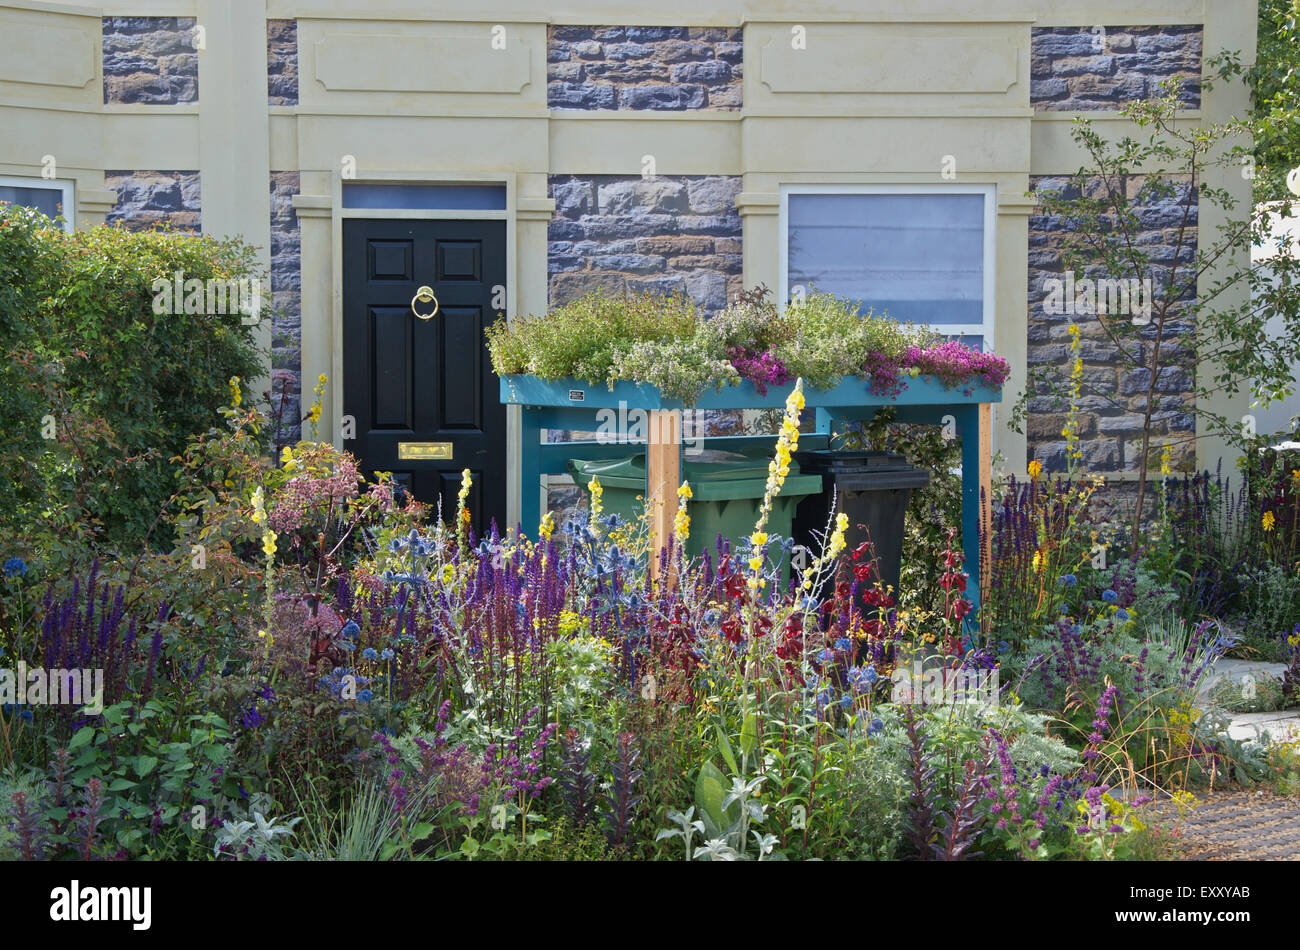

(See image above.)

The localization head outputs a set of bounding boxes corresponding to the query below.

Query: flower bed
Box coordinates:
[1,371,1296,866]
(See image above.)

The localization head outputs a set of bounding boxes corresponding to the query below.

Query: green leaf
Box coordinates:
[740,712,758,760]
[134,755,158,777]
[68,726,96,749]
[715,726,738,776]
[694,760,739,840]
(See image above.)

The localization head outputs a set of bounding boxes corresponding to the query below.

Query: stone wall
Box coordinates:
[548,26,742,110]
[102,17,198,105]
[1026,174,1197,475]
[104,170,200,231]
[267,19,299,106]
[1030,25,1201,111]
[270,172,302,445]
[548,174,742,312]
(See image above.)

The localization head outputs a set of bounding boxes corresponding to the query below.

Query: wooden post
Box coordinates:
[978,402,993,603]
[647,409,681,582]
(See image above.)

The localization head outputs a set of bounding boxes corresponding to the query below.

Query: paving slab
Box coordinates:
[1225,710,1300,744]
[1198,658,1288,697]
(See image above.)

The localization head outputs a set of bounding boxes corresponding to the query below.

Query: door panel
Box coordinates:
[439,307,482,429]
[370,307,412,429]
[437,240,481,281]
[343,218,507,536]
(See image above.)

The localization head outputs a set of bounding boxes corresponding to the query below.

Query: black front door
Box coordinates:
[343,218,507,535]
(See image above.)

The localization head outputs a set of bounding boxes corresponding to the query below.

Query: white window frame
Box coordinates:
[778,183,996,346]
[0,175,75,232]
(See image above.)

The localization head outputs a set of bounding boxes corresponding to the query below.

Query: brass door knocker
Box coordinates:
[411,285,439,320]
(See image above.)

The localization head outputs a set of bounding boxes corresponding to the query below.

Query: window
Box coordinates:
[780,185,995,347]
[0,176,74,232]
[342,183,506,211]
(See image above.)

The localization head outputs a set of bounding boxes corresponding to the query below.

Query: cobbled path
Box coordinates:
[1154,790,1300,860]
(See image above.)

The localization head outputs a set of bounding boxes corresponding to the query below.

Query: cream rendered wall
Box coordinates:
[0,0,1260,493]
[0,2,117,224]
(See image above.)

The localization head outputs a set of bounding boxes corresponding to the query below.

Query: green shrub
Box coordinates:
[486,289,699,382]
[0,204,264,553]
[608,335,739,402]
[1239,562,1300,646]
[775,292,926,392]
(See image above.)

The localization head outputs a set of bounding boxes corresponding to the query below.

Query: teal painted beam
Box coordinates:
[502,374,1001,411]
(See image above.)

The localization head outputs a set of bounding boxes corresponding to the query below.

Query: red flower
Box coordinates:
[863,589,894,608]
[721,614,744,644]
[722,568,747,601]
[952,598,972,620]
[939,572,968,592]
[857,618,886,638]
[776,614,804,659]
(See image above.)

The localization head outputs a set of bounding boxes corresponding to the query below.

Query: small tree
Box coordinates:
[1016,61,1300,550]
[1249,0,1300,204]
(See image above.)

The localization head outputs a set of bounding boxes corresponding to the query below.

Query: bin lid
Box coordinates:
[684,450,783,482]
[567,455,646,490]
[568,450,801,490]
[792,449,930,490]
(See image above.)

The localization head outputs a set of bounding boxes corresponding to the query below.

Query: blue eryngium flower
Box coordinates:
[866,717,885,737]
[847,666,878,692]
[341,620,361,640]
[357,689,373,704]
[379,648,395,661]
[1114,608,1130,621]
[2,557,26,579]
[1057,574,1077,588]
[362,647,378,661]
[1101,589,1118,604]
